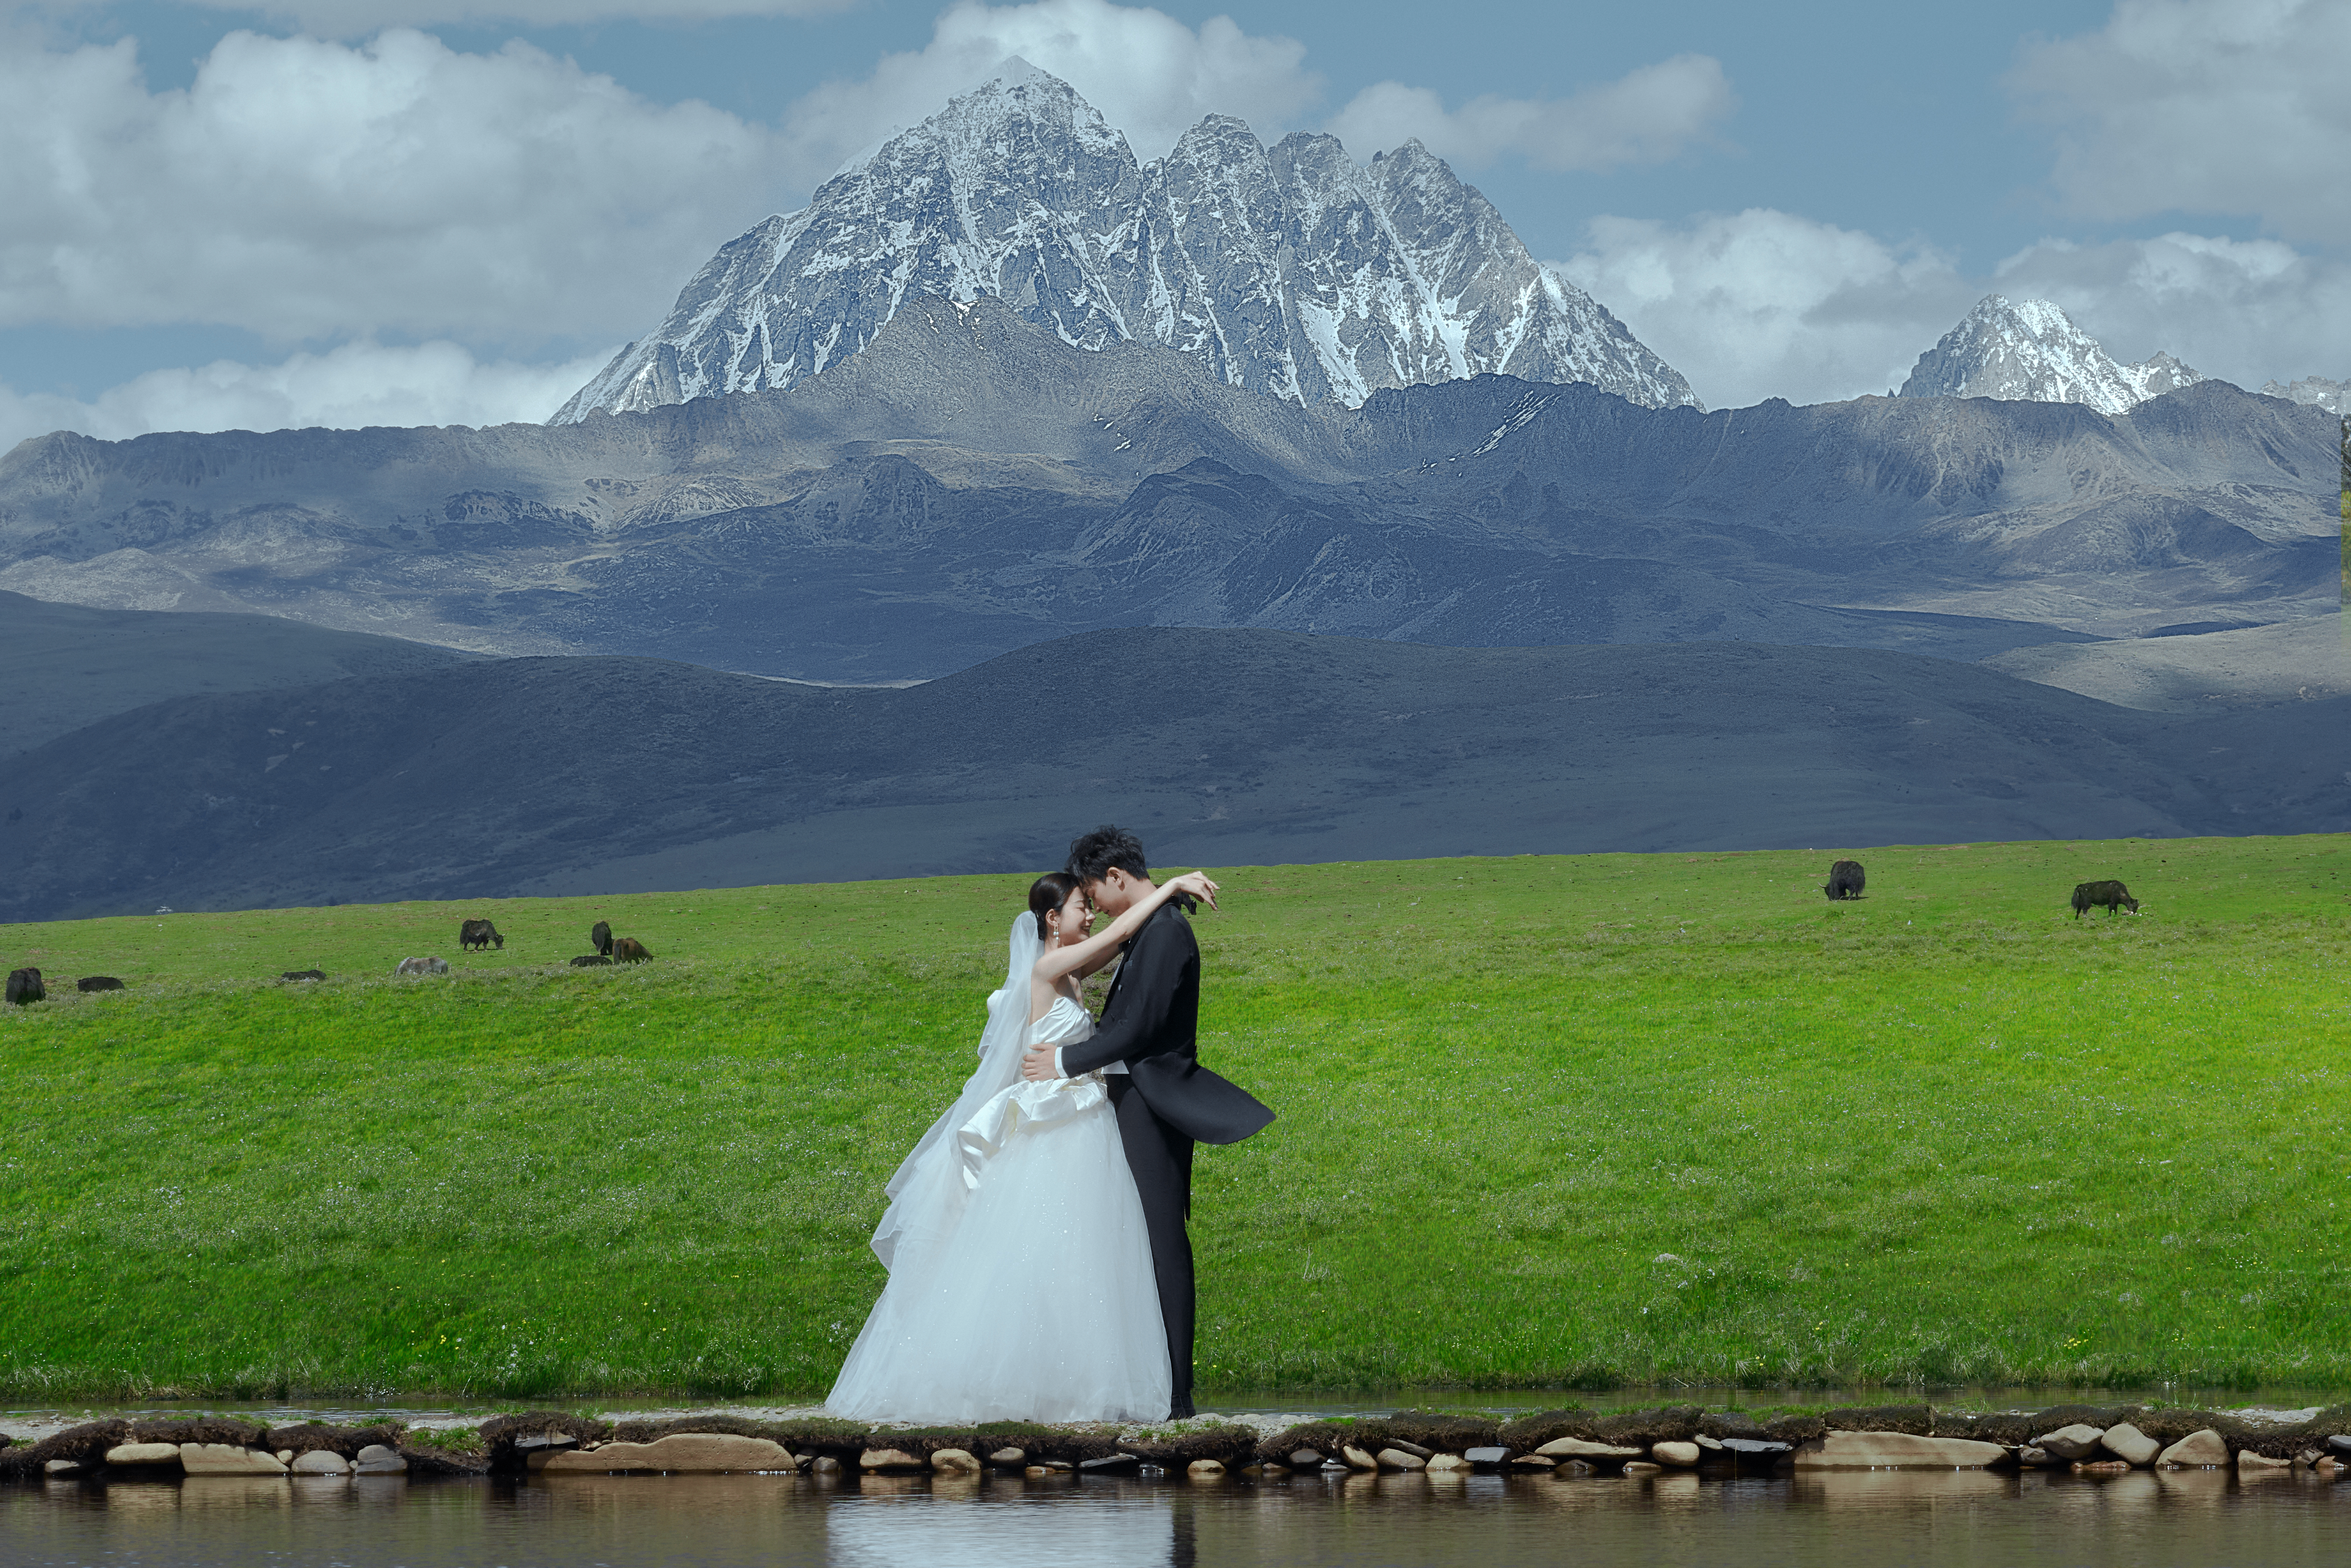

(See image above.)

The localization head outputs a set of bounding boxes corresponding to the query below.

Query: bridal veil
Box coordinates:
[865,912,1040,1273]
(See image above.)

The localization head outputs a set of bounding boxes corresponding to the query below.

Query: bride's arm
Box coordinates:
[1033,871,1218,985]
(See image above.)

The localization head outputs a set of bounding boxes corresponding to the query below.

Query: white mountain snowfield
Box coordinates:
[552,60,1701,423]
[1898,294,2205,416]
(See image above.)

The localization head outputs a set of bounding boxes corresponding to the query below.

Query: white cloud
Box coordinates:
[1558,211,1974,408]
[2011,0,2351,247]
[780,0,1321,171]
[179,0,849,31]
[1991,231,2351,386]
[0,26,782,344]
[0,5,1333,362]
[0,339,613,456]
[1325,54,1734,171]
[1558,209,2351,410]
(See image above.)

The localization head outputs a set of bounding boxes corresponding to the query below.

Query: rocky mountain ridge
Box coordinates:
[1900,295,2202,416]
[1,296,2335,684]
[553,61,1698,423]
[2262,375,2351,415]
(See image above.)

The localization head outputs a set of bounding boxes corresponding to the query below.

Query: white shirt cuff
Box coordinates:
[1052,1046,1065,1078]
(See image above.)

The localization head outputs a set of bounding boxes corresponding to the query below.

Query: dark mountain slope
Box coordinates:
[0,590,470,754]
[1,629,2343,921]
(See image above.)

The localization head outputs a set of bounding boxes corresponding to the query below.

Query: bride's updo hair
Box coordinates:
[1027,871,1083,942]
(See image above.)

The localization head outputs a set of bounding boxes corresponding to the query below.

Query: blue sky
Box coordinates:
[2,0,2345,445]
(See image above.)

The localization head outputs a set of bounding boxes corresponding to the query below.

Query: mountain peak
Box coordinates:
[2260,373,2351,414]
[991,54,1056,88]
[1899,294,2202,415]
[553,74,1698,423]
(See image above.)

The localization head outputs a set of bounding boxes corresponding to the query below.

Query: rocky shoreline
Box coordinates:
[8,1402,2350,1484]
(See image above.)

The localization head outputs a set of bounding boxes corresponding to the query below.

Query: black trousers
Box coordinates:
[1109,1074,1196,1418]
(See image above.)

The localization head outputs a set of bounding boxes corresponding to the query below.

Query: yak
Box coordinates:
[280,969,326,982]
[76,976,125,992]
[611,937,653,964]
[590,920,613,957]
[2071,880,2140,918]
[569,955,611,967]
[6,967,43,1006]
[395,956,451,977]
[1823,859,1866,901]
[459,918,504,951]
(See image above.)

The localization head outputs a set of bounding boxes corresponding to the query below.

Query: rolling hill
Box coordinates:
[0,590,471,755]
[3,627,2345,921]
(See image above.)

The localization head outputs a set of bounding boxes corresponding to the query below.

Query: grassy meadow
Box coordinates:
[1,834,2346,1404]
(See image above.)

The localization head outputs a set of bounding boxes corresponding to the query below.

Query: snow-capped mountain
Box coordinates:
[2262,375,2350,415]
[552,60,1699,423]
[1898,295,2202,415]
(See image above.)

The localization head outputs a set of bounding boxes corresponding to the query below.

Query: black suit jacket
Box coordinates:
[1059,903,1274,1146]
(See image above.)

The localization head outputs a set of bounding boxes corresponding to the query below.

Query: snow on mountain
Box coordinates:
[1897,295,2202,416]
[2261,375,2351,415]
[552,61,1699,424]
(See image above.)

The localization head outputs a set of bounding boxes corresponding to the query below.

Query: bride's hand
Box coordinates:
[1166,870,1220,911]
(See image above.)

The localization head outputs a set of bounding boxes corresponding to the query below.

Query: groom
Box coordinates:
[1021,824,1273,1419]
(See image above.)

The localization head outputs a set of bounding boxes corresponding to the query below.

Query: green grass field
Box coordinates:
[2,834,2346,1405]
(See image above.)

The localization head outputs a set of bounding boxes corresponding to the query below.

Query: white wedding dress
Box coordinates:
[825,918,1171,1424]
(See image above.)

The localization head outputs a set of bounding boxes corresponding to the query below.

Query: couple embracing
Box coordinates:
[826,827,1273,1423]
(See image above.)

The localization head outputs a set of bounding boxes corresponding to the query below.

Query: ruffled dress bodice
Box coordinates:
[953,996,1100,1189]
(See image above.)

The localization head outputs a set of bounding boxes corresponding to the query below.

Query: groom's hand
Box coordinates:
[1019,1045,1057,1082]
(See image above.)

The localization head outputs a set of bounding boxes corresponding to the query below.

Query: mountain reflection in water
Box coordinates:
[9,1468,2350,1567]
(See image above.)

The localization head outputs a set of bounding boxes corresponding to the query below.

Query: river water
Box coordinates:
[10,1466,2349,1567]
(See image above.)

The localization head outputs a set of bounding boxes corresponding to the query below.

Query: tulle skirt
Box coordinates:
[825,1089,1171,1424]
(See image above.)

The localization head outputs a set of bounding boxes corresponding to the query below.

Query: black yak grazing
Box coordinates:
[459,918,503,951]
[1823,859,1866,900]
[6,968,43,1005]
[2072,880,2141,917]
[590,920,613,957]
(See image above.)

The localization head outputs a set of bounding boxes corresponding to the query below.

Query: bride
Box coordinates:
[825,866,1219,1424]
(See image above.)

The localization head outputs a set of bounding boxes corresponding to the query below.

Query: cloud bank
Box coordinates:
[189,0,850,28]
[2013,0,2351,247]
[778,0,1322,170]
[1325,54,1734,173]
[1559,212,2351,411]
[0,26,779,345]
[0,340,613,456]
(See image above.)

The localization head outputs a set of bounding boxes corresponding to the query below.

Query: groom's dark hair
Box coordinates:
[1067,825,1149,886]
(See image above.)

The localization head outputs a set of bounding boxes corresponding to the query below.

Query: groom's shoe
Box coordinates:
[1167,1402,1195,1420]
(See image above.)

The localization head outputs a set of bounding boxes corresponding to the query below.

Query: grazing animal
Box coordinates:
[6,967,43,1006]
[590,920,613,957]
[569,955,611,967]
[76,976,125,993]
[394,956,451,977]
[2071,880,2140,918]
[459,918,504,951]
[611,937,652,963]
[281,969,326,982]
[1823,859,1867,901]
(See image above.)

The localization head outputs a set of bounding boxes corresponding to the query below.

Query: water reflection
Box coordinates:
[831,1488,1176,1568]
[5,1468,2347,1567]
